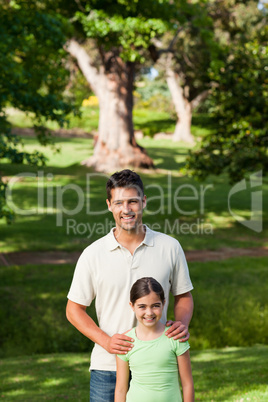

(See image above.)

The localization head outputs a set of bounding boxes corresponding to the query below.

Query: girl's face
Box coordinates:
[130,291,165,328]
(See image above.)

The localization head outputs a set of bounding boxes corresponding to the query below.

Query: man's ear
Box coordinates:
[106,199,112,212]
[142,195,147,209]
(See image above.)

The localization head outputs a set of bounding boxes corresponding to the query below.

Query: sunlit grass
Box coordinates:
[0,353,90,401]
[1,346,267,401]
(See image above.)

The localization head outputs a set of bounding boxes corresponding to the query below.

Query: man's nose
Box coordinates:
[122,202,131,213]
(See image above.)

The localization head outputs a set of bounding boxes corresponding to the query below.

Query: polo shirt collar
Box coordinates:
[106,225,154,251]
[142,225,154,247]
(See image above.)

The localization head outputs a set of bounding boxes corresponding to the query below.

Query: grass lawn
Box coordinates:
[1,133,267,253]
[1,109,267,401]
[1,257,267,356]
[1,346,267,401]
[6,106,213,138]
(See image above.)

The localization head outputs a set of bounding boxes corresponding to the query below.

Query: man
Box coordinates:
[66,169,194,401]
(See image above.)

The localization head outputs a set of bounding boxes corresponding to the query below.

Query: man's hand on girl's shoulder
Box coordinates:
[165,320,190,341]
[106,333,134,354]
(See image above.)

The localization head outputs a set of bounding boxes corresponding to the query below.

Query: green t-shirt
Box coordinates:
[117,326,190,402]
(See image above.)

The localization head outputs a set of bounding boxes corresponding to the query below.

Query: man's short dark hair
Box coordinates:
[106,169,144,201]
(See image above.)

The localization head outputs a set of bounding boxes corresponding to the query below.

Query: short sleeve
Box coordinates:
[117,353,129,362]
[67,249,96,306]
[116,328,134,362]
[170,241,193,296]
[174,339,190,356]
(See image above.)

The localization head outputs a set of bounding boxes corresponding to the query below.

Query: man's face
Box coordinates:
[106,187,146,233]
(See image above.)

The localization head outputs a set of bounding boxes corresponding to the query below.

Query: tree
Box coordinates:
[185,0,268,182]
[62,1,180,171]
[161,10,218,143]
[0,1,74,221]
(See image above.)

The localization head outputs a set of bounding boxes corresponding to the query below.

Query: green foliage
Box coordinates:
[0,180,13,223]
[0,4,71,124]
[185,3,268,182]
[76,6,170,62]
[0,2,76,222]
[134,78,174,118]
[165,1,220,103]
[186,35,268,182]
[68,69,94,107]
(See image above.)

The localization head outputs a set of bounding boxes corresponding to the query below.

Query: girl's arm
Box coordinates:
[114,356,130,402]
[177,350,194,402]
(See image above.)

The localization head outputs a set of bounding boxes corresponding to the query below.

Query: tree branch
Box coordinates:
[65,39,100,96]
[190,90,210,110]
[150,26,184,62]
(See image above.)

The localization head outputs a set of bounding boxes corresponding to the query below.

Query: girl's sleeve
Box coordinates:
[174,339,190,356]
[116,329,133,361]
[117,353,129,362]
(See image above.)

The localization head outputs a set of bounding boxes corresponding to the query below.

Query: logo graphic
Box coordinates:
[228,170,263,233]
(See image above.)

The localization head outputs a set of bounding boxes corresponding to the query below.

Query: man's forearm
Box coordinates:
[66,300,134,354]
[174,292,194,326]
[66,300,110,350]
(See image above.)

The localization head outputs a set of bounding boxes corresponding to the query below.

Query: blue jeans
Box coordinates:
[90,370,116,402]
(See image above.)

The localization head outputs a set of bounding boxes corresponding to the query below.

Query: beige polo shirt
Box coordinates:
[67,225,193,371]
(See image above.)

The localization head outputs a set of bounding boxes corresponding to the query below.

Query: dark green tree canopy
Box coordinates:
[185,1,268,183]
[0,1,74,221]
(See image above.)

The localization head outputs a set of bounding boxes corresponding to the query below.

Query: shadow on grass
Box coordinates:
[1,346,267,401]
[0,353,90,401]
[191,345,268,401]
[143,145,189,171]
[134,117,176,136]
[0,264,95,357]
[191,113,218,130]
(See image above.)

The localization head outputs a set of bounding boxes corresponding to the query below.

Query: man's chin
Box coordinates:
[118,223,140,233]
[121,225,138,232]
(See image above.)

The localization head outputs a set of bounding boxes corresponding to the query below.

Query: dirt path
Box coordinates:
[1,247,268,267]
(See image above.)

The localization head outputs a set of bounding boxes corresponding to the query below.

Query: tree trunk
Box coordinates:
[166,66,195,143]
[66,39,154,172]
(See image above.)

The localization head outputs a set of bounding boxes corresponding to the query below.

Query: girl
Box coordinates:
[115,277,194,402]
